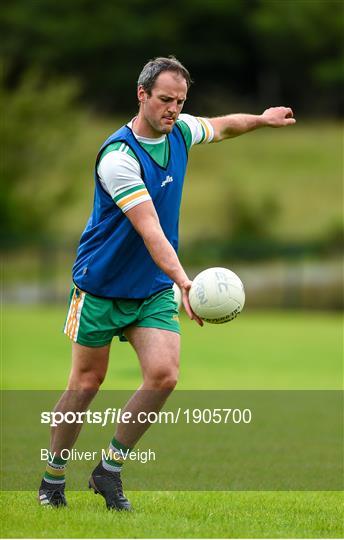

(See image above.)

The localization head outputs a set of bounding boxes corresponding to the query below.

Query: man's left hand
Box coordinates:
[261,107,296,127]
[180,280,204,326]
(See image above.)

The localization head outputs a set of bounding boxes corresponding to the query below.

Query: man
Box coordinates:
[38,56,295,510]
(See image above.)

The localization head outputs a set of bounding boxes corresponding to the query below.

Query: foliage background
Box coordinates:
[2,0,343,115]
[1,0,343,300]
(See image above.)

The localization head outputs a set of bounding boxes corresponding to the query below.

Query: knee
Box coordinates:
[146,366,179,391]
[68,368,105,392]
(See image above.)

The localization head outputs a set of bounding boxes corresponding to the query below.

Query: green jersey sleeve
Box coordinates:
[176,114,214,151]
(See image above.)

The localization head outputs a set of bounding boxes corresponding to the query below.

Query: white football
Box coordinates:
[189,267,245,324]
[172,282,182,310]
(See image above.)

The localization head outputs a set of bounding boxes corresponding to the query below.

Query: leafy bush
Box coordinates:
[1,67,83,240]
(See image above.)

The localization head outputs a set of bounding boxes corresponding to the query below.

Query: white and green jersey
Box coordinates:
[97,114,214,213]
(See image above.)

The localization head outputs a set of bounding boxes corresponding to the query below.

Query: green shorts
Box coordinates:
[63,285,180,347]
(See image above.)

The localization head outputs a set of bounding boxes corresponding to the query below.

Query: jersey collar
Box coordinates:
[127,118,166,145]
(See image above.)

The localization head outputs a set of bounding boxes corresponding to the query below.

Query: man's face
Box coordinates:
[138,71,188,136]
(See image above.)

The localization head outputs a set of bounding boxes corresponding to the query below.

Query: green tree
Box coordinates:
[1,67,82,240]
[250,0,343,114]
[2,0,342,114]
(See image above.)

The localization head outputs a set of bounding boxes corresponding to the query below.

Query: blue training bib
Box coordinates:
[72,124,188,299]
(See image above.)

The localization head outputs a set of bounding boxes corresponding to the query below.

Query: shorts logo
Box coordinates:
[172,314,179,322]
[161,175,173,188]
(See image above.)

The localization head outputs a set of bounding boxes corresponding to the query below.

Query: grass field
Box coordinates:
[1,306,343,538]
[2,306,342,390]
[1,491,342,539]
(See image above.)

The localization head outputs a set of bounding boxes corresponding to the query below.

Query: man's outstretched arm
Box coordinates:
[209,106,296,142]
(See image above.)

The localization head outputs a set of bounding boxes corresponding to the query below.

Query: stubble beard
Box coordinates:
[149,117,173,136]
[144,106,176,135]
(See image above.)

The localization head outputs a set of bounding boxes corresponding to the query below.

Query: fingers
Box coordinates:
[183,296,204,326]
[262,106,296,128]
[182,294,193,319]
[181,289,204,327]
[192,312,204,326]
[282,107,296,124]
[276,107,295,123]
[277,108,296,126]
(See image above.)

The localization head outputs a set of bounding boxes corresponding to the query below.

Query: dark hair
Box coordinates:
[137,56,192,94]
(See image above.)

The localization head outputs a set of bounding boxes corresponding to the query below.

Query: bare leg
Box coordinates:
[115,327,180,448]
[50,342,110,454]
